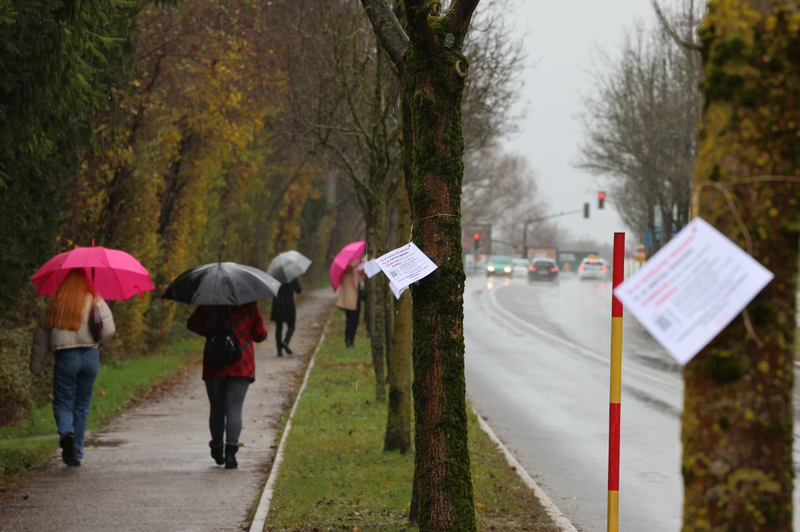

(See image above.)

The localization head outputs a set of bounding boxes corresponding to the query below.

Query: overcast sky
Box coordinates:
[497,0,657,247]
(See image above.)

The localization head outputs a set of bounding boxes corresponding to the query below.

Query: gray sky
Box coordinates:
[498,0,656,247]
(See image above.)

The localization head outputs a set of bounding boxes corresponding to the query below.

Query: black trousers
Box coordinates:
[344,309,359,345]
[275,320,295,353]
[205,377,250,446]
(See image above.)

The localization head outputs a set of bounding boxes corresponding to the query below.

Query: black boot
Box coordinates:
[225,444,239,469]
[282,342,293,355]
[210,442,224,465]
[60,433,75,466]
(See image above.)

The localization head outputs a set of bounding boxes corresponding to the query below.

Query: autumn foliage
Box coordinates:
[0,0,343,423]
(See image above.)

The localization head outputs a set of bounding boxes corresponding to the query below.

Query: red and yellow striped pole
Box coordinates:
[607,232,625,532]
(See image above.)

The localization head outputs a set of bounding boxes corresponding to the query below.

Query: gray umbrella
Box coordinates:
[161,262,281,305]
[267,251,312,284]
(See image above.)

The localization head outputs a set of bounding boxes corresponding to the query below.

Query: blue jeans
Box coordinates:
[53,347,100,460]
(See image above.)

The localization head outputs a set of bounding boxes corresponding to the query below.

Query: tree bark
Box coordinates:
[361,1,480,529]
[366,197,388,403]
[405,17,476,532]
[384,152,413,453]
[683,1,798,529]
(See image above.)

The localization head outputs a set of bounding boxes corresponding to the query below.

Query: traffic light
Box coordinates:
[473,233,480,254]
[584,203,590,218]
[598,191,606,209]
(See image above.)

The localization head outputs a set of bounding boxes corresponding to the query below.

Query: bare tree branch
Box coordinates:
[359,0,410,72]
[447,0,482,41]
[652,0,701,52]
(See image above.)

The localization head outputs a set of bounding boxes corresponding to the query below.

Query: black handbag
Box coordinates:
[89,304,103,342]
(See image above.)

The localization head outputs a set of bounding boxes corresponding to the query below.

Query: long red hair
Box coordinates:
[46,269,95,331]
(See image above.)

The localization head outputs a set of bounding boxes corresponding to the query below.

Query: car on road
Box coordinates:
[486,255,514,277]
[577,255,608,280]
[527,258,559,284]
[511,258,529,277]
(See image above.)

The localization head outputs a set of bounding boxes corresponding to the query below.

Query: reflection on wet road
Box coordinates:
[464,273,800,532]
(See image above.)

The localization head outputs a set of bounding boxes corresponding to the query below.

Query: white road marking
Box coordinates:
[486,284,684,392]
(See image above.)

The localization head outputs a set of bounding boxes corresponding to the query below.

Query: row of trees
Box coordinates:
[579,0,703,252]
[0,0,363,420]
[1,0,528,527]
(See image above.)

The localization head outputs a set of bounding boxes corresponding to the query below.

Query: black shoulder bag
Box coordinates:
[207,309,242,366]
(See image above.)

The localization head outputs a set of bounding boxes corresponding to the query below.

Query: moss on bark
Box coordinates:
[683,1,799,529]
[404,16,476,532]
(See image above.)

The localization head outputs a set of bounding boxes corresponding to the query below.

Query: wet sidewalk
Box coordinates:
[0,288,335,532]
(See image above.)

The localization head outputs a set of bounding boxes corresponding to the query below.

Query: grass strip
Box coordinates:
[266,311,560,531]
[0,336,201,491]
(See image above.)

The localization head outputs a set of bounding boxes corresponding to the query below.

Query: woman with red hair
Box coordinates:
[31,268,115,466]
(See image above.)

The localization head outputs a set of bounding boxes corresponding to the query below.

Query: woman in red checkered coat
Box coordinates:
[188,302,267,469]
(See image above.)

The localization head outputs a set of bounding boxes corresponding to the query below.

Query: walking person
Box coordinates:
[187,302,267,469]
[336,259,364,348]
[271,278,301,357]
[30,268,116,467]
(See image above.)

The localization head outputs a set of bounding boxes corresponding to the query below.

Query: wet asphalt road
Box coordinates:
[464,272,800,532]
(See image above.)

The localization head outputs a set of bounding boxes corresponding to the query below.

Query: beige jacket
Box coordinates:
[30,296,116,374]
[335,266,361,311]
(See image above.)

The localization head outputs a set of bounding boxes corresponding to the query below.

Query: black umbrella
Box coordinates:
[161,262,281,305]
[266,250,312,284]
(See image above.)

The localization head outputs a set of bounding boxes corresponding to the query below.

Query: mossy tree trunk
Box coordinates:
[360,1,480,529]
[384,115,413,451]
[366,196,388,403]
[683,1,799,529]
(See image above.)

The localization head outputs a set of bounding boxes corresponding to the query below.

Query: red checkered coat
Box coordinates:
[187,302,267,381]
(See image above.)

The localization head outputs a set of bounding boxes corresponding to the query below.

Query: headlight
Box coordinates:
[503,267,512,273]
[487,266,495,272]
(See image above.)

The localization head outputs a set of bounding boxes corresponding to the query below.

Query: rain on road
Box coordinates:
[463,272,800,532]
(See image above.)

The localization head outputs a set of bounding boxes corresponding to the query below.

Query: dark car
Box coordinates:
[527,258,559,284]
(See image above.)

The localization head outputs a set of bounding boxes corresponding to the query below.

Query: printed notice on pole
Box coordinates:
[376,242,437,292]
[614,218,773,365]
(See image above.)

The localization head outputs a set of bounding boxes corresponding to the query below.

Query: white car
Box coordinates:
[578,256,608,280]
[511,258,529,277]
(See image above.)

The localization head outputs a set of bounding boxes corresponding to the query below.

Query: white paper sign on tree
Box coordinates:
[614,218,773,365]
[376,242,438,294]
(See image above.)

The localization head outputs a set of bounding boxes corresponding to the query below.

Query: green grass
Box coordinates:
[0,336,202,491]
[266,312,559,531]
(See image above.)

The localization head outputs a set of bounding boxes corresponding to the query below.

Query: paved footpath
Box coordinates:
[0,288,335,532]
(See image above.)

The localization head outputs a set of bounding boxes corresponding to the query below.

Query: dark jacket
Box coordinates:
[187,303,267,381]
[270,279,302,322]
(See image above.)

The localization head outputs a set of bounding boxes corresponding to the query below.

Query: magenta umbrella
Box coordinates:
[330,241,366,291]
[31,246,155,300]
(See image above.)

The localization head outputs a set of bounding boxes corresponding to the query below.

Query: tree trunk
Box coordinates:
[682,2,798,529]
[406,25,476,532]
[366,197,388,403]
[384,151,413,454]
[384,279,394,368]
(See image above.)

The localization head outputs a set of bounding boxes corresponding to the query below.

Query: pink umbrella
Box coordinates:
[330,241,366,291]
[31,246,155,300]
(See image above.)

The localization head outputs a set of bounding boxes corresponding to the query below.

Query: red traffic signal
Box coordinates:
[598,192,606,209]
[598,192,605,200]
[473,233,481,240]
